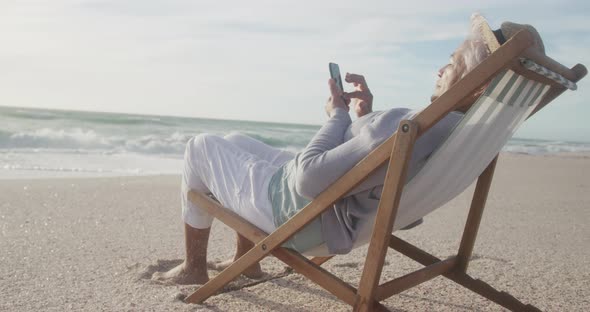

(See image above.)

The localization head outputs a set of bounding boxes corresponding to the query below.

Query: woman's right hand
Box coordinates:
[325,78,350,117]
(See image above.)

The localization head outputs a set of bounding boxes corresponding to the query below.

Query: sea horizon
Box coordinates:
[0,105,324,128]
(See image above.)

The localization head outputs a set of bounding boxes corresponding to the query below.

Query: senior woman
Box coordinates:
[153,14,544,284]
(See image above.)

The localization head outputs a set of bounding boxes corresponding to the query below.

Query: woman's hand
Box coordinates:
[325,78,350,117]
[344,73,373,118]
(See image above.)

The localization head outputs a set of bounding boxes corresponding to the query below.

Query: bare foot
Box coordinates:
[207,259,264,279]
[152,261,209,285]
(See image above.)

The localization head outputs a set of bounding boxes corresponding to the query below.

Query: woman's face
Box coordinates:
[431,40,469,102]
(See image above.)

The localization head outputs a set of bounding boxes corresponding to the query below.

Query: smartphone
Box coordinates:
[329,62,344,91]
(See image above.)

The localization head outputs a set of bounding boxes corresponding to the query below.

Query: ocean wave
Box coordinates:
[123,132,192,155]
[1,128,112,149]
[503,140,590,155]
[0,128,191,155]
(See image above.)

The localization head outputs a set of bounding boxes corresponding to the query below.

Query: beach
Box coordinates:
[1,153,589,311]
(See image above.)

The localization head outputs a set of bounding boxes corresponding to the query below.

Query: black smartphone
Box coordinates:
[329,62,344,91]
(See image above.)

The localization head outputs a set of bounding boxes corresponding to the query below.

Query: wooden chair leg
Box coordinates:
[354,121,418,312]
[456,155,499,272]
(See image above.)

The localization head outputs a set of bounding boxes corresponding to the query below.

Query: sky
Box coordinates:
[1,0,589,142]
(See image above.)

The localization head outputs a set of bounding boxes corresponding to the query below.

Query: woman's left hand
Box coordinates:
[343,73,373,117]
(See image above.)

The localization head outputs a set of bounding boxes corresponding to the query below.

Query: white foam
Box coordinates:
[0,151,182,179]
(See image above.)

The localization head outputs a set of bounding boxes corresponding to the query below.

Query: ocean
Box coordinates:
[1,106,589,179]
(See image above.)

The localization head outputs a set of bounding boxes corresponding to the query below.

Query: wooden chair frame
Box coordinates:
[184,30,587,311]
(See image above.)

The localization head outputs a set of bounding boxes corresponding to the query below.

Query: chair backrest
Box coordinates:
[391,68,551,229]
[349,65,559,249]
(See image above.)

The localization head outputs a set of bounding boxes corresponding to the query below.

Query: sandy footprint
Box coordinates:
[133,259,184,281]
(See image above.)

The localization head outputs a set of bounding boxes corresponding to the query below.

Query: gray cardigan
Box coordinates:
[270,107,462,254]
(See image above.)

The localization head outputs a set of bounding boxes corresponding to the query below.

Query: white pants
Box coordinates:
[181,133,294,233]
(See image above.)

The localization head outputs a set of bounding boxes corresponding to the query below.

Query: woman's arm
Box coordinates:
[295,74,384,199]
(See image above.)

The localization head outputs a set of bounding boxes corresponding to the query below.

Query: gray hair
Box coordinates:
[458,39,490,79]
[434,15,493,109]
[457,17,492,80]
[435,37,490,99]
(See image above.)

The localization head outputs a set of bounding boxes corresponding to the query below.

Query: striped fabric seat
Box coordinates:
[393,70,550,231]
[343,69,551,249]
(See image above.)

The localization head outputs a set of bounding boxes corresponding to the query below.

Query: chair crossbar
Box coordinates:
[389,235,442,266]
[271,249,358,306]
[375,256,457,301]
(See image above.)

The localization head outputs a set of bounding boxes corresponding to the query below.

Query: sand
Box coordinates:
[1,153,589,311]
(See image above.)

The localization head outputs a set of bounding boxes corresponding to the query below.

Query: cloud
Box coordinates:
[0,0,589,139]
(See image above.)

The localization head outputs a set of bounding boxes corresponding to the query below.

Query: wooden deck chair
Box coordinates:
[184,29,586,311]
